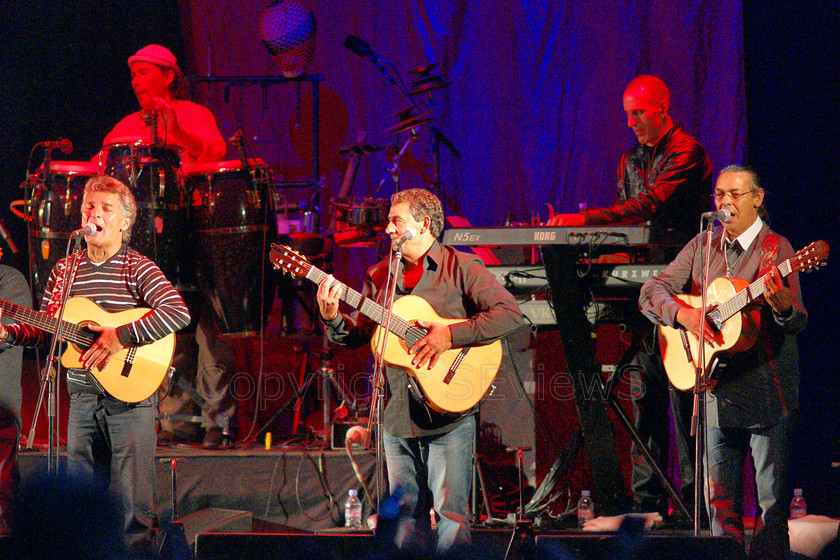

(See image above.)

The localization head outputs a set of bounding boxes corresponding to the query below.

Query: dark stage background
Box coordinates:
[1,0,837,516]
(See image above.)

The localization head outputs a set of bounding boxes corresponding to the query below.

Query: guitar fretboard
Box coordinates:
[303,265,419,340]
[712,259,793,323]
[0,299,97,347]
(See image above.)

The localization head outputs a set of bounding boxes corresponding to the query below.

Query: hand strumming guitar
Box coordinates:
[676,304,716,344]
[82,325,125,370]
[410,320,453,369]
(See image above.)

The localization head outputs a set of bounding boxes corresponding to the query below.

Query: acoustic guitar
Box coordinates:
[269,244,503,414]
[0,296,175,403]
[659,240,828,390]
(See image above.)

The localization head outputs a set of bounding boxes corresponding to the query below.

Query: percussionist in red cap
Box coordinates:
[101,45,235,450]
[103,44,226,163]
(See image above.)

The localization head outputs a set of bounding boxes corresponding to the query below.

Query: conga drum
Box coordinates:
[27,161,98,302]
[185,159,277,337]
[99,142,186,283]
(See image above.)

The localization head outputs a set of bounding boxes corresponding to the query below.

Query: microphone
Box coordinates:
[392,227,418,248]
[345,425,372,448]
[344,34,374,58]
[701,209,732,222]
[70,223,100,238]
[39,138,73,154]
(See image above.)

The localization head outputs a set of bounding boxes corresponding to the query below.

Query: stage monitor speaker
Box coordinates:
[535,533,746,560]
[195,533,375,560]
[179,508,253,545]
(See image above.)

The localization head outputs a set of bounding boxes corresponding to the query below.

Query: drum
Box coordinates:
[185,159,276,337]
[99,143,186,283]
[27,162,98,302]
[186,159,270,230]
[330,197,389,231]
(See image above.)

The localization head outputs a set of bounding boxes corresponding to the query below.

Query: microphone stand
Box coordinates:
[366,244,404,510]
[26,236,84,473]
[690,217,716,535]
[354,44,461,210]
[150,110,159,146]
[375,131,416,195]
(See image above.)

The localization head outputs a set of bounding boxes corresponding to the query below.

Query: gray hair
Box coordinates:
[717,164,769,222]
[82,175,137,243]
[390,189,445,237]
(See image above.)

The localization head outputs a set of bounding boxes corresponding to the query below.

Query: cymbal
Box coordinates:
[408,80,452,96]
[407,62,441,75]
[389,107,419,121]
[338,142,385,155]
[405,62,452,96]
[383,109,434,134]
[385,117,436,137]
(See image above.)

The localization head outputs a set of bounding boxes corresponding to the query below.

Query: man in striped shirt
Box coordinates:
[0,175,190,554]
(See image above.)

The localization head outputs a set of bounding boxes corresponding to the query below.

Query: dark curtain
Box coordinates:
[180,0,746,228]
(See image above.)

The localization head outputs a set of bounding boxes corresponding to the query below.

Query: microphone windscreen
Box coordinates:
[258,1,316,77]
[343,35,370,57]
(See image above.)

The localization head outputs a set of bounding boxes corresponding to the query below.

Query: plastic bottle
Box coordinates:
[790,488,807,519]
[345,489,362,529]
[577,490,595,529]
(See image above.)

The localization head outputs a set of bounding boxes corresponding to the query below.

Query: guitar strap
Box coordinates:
[758,231,781,277]
[707,231,781,388]
[45,249,84,316]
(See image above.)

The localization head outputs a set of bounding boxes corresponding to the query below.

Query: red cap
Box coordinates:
[128,44,180,72]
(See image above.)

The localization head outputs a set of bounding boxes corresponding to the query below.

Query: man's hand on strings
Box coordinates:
[409,321,452,369]
[764,265,792,315]
[82,326,124,370]
[676,305,716,344]
[316,275,341,321]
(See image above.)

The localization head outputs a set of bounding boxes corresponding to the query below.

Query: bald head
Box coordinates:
[623,75,673,146]
[624,75,671,109]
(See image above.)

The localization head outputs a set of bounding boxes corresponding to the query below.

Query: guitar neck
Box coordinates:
[0,299,95,347]
[303,266,414,339]
[713,258,793,323]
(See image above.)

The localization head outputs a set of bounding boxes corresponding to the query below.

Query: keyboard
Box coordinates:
[442,225,650,246]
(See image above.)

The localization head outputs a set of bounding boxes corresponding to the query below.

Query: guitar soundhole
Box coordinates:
[404,326,428,348]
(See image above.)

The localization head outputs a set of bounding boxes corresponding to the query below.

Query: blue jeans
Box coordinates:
[383,416,475,556]
[705,417,793,559]
[67,393,157,554]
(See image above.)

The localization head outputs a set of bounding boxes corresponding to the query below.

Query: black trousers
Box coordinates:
[629,328,696,514]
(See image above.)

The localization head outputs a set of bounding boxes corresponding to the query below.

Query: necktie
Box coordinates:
[725,240,742,274]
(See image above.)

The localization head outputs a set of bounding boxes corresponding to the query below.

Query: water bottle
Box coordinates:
[577,490,595,529]
[345,489,362,529]
[790,488,807,519]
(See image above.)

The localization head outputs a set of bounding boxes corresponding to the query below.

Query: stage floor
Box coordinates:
[16,446,835,559]
[18,445,376,532]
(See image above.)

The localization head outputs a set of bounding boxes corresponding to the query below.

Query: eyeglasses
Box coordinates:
[712,190,755,201]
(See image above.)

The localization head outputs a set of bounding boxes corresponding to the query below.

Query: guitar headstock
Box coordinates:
[790,240,829,273]
[269,244,313,278]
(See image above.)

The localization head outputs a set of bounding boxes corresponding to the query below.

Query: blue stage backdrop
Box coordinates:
[179,0,746,227]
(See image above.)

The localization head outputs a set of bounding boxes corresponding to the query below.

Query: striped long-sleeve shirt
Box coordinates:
[7,245,190,394]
